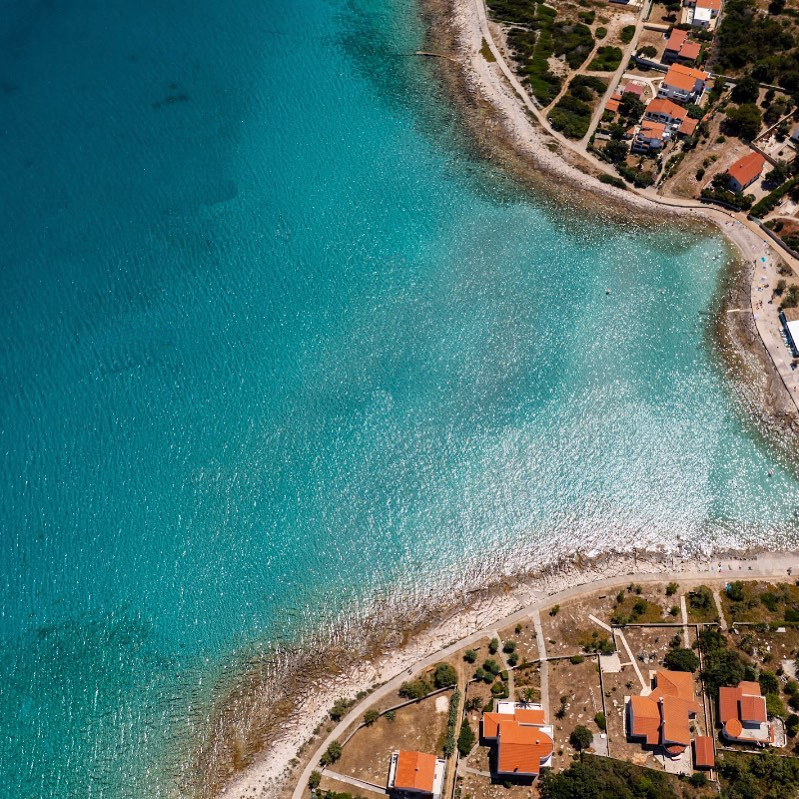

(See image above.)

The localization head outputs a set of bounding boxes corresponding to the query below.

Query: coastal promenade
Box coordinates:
[289,553,799,799]
[469,0,799,419]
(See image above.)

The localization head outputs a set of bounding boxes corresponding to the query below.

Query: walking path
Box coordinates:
[323,771,386,795]
[589,613,613,633]
[713,590,729,630]
[289,554,798,799]
[615,629,647,691]
[679,595,690,647]
[532,610,550,721]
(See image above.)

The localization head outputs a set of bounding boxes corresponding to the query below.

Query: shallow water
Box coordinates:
[1,0,798,795]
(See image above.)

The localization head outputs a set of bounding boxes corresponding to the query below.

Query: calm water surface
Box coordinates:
[1,0,797,795]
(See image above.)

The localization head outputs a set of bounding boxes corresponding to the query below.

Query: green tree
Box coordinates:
[503,640,517,653]
[663,648,700,673]
[308,771,322,791]
[457,719,476,756]
[434,662,458,688]
[320,740,342,766]
[399,677,431,700]
[731,75,760,104]
[570,724,594,751]
[463,649,477,663]
[760,670,780,695]
[725,103,763,140]
[595,711,606,731]
[604,140,629,163]
[488,637,499,654]
[767,692,787,718]
[666,582,679,596]
[727,581,745,601]
[363,709,379,725]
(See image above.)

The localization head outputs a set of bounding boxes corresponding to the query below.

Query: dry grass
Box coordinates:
[334,692,451,784]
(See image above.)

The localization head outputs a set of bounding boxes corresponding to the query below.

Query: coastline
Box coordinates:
[215,548,799,799]
[207,2,799,798]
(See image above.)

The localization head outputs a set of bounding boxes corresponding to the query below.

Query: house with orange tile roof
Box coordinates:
[717,682,779,746]
[657,64,709,104]
[627,670,700,758]
[693,735,715,769]
[663,29,702,65]
[387,750,446,799]
[725,152,766,193]
[481,701,554,781]
[632,121,670,154]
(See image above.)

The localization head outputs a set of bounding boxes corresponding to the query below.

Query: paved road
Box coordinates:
[290,554,799,799]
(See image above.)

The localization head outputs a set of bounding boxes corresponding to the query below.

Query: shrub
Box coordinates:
[785,679,799,696]
[599,173,627,189]
[595,711,606,731]
[508,652,519,667]
[309,770,322,791]
[787,713,799,737]
[760,670,780,695]
[488,638,499,654]
[690,587,713,610]
[570,725,594,751]
[363,709,379,725]
[666,582,679,596]
[663,648,700,673]
[320,740,342,766]
[385,709,396,722]
[621,24,636,43]
[639,45,657,57]
[589,46,623,71]
[458,719,476,756]
[329,697,355,721]
[570,654,585,664]
[596,26,607,39]
[669,605,680,616]
[434,662,458,689]
[725,103,763,140]
[767,692,787,718]
[444,691,461,756]
[550,605,561,616]
[464,649,477,663]
[483,659,502,675]
[688,772,707,788]
[503,640,517,653]
[399,677,431,700]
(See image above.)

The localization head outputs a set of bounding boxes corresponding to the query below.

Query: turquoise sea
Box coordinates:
[1,0,798,796]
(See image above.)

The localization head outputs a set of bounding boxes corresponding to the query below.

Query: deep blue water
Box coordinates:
[1,0,798,796]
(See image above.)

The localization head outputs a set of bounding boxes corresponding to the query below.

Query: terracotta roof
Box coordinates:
[664,743,686,756]
[679,117,698,135]
[666,29,688,51]
[630,695,661,745]
[719,686,740,723]
[623,84,644,96]
[640,121,667,140]
[739,681,762,696]
[697,0,721,10]
[661,695,698,746]
[482,712,503,739]
[726,152,766,187]
[663,63,709,92]
[395,751,436,793]
[725,718,743,739]
[740,694,767,723]
[655,670,695,702]
[680,41,702,61]
[515,708,546,725]
[606,98,620,113]
[646,97,686,120]
[497,721,553,775]
[693,736,714,768]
